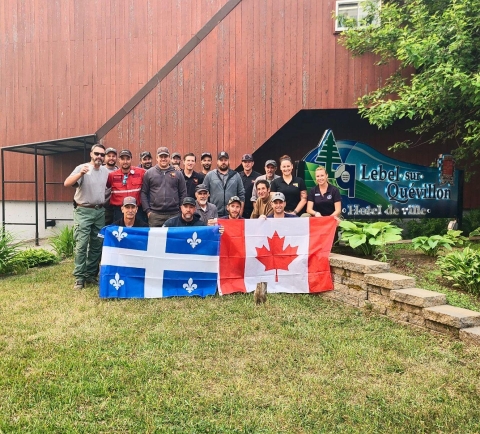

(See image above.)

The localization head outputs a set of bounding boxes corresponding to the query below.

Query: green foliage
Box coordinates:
[0,228,23,274]
[444,229,469,246]
[411,234,455,256]
[13,249,59,270]
[470,228,480,237]
[404,218,449,239]
[49,226,75,258]
[339,0,480,172]
[339,220,402,257]
[437,247,480,295]
[463,209,480,237]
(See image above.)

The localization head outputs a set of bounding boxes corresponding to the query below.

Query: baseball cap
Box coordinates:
[218,151,229,159]
[119,149,132,158]
[172,152,181,159]
[123,196,137,206]
[265,159,277,167]
[271,192,285,202]
[227,196,242,205]
[182,197,196,206]
[242,153,254,161]
[201,152,212,160]
[195,183,209,193]
[105,147,117,155]
[140,151,152,159]
[157,147,170,156]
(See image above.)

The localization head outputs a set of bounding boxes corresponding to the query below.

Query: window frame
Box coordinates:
[335,1,380,32]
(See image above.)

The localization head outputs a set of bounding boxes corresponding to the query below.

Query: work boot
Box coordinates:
[73,280,85,290]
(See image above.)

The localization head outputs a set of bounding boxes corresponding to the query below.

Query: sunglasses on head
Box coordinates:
[93,152,105,157]
[122,174,128,185]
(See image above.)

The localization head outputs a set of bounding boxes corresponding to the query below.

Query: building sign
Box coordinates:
[297,130,462,219]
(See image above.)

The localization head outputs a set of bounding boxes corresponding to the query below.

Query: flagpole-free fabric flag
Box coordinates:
[218,217,337,295]
[99,226,220,298]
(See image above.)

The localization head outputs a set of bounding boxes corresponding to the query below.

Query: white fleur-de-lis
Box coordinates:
[112,227,128,242]
[109,272,124,290]
[187,232,202,248]
[183,277,197,293]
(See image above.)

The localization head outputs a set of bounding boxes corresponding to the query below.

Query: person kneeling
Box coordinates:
[163,197,205,227]
[113,196,149,227]
[219,196,244,220]
[260,192,298,219]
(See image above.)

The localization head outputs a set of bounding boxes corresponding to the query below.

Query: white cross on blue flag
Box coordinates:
[98,226,220,298]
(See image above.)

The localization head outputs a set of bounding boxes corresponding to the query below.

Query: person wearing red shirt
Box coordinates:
[107,149,146,223]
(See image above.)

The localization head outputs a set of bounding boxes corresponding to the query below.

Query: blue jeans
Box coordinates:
[73,207,105,281]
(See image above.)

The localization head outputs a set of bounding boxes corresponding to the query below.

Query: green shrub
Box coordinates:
[339,221,402,258]
[0,228,23,274]
[444,229,469,246]
[50,226,75,258]
[411,234,455,257]
[404,218,449,239]
[462,209,480,237]
[470,227,480,237]
[437,247,480,295]
[14,249,59,269]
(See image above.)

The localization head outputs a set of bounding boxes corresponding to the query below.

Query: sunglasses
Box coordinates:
[93,152,105,157]
[122,174,128,185]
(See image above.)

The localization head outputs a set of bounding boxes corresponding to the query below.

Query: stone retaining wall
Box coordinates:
[324,253,480,345]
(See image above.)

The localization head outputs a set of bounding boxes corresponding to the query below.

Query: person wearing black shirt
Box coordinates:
[163,197,206,227]
[239,153,261,218]
[182,153,205,198]
[306,166,342,217]
[112,196,149,228]
[269,155,307,216]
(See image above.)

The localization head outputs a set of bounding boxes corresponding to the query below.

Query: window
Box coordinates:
[335,1,379,32]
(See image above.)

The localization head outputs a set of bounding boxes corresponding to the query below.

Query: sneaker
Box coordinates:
[73,280,85,290]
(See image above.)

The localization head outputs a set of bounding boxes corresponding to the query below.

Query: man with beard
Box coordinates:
[195,184,218,224]
[141,147,187,227]
[203,151,245,218]
[250,179,273,218]
[64,144,109,290]
[182,153,205,198]
[171,152,182,171]
[251,159,280,202]
[138,151,153,170]
[103,147,118,224]
[112,197,149,228]
[219,196,244,220]
[163,197,205,227]
[107,149,146,222]
[239,153,261,219]
[200,152,212,175]
[261,192,298,219]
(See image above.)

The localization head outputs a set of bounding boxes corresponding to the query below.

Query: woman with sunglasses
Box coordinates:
[306,166,342,218]
[269,155,307,216]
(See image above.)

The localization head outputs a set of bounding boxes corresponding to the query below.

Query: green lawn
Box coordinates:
[1,261,480,433]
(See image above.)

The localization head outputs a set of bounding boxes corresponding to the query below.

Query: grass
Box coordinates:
[1,262,480,433]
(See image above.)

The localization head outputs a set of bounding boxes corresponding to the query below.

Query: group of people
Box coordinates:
[64,144,341,290]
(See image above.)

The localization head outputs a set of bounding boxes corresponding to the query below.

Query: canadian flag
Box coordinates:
[218,217,337,295]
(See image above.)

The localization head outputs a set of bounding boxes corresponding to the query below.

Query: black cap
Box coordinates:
[172,152,181,159]
[242,154,253,161]
[195,183,209,193]
[218,151,229,159]
[182,197,196,206]
[119,149,132,158]
[140,151,152,159]
[201,152,212,160]
[227,196,242,205]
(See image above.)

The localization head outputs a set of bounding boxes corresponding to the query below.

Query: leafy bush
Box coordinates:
[14,249,59,269]
[411,235,455,257]
[444,229,469,246]
[0,228,23,274]
[470,227,480,237]
[50,226,75,258]
[437,247,480,295]
[339,221,402,257]
[404,218,449,239]
[462,209,480,237]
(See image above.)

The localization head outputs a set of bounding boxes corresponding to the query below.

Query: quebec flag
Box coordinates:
[99,226,220,298]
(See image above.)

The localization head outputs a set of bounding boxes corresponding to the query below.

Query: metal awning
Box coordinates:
[1,135,96,244]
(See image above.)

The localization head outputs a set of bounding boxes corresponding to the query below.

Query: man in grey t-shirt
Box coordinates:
[64,144,109,290]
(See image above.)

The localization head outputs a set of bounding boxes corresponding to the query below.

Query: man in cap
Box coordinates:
[261,192,298,219]
[112,196,149,228]
[200,152,213,175]
[251,159,280,202]
[251,179,273,219]
[107,149,146,222]
[239,153,261,219]
[203,151,245,218]
[141,146,187,227]
[104,147,118,171]
[219,196,244,220]
[171,152,182,171]
[64,143,109,290]
[182,153,205,198]
[163,197,205,227]
[195,183,218,225]
[138,151,153,170]
[103,147,118,224]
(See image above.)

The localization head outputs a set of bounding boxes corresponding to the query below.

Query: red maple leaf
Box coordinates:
[255,231,299,282]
